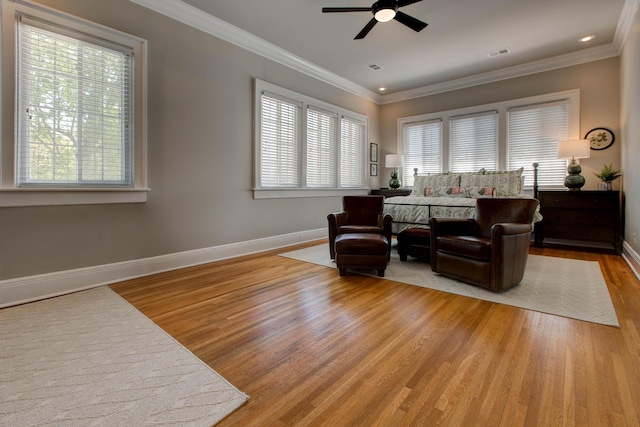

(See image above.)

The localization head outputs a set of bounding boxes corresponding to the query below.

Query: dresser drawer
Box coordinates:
[542,224,614,242]
[539,193,618,209]
[541,208,615,225]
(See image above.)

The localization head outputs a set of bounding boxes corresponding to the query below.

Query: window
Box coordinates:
[449,111,497,173]
[255,80,368,198]
[402,119,442,186]
[260,93,302,188]
[307,107,336,188]
[340,117,366,188]
[507,102,570,188]
[1,0,147,206]
[397,90,579,190]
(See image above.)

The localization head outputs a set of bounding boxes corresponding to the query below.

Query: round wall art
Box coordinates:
[585,127,615,150]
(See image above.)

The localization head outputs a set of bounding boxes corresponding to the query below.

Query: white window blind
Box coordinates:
[340,117,365,188]
[260,93,301,187]
[402,119,442,186]
[449,111,497,172]
[508,101,569,188]
[306,107,337,188]
[16,19,132,187]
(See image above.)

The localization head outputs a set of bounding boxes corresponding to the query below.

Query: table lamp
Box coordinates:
[557,139,590,190]
[385,154,404,189]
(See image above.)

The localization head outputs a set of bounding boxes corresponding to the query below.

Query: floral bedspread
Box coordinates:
[383,195,542,234]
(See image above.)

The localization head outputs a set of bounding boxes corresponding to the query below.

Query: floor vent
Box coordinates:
[367,63,383,71]
[487,48,510,58]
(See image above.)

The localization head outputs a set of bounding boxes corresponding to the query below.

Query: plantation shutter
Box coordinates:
[507,100,569,188]
[340,116,365,188]
[307,106,337,188]
[260,92,302,187]
[402,119,442,186]
[16,18,133,186]
[449,111,497,172]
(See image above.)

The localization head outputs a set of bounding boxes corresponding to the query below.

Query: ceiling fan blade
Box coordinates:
[322,7,371,13]
[397,0,423,7]
[394,11,428,32]
[354,18,378,39]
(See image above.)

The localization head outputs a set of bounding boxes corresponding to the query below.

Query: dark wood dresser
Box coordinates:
[370,188,412,198]
[536,190,621,254]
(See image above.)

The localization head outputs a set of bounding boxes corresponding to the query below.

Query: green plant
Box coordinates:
[594,163,622,182]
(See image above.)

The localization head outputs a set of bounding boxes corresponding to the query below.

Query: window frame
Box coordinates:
[0,0,148,207]
[254,79,369,199]
[396,89,580,190]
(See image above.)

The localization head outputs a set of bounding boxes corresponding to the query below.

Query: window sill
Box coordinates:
[0,188,150,207]
[253,188,368,199]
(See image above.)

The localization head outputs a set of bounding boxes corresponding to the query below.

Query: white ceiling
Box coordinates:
[137,0,632,102]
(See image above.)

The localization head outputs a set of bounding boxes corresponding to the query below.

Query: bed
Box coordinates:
[383,164,542,234]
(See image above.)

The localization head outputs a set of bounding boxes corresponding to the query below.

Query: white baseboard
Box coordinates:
[0,228,326,308]
[622,241,640,282]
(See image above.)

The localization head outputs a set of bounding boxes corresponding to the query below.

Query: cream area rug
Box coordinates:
[0,286,248,426]
[280,245,619,327]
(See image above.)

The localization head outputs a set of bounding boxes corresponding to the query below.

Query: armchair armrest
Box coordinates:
[490,223,534,290]
[378,212,393,231]
[328,211,348,228]
[379,213,393,248]
[491,223,532,237]
[327,212,347,259]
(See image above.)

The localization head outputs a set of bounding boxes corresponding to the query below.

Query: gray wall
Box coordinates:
[378,58,621,190]
[621,11,640,257]
[0,0,631,283]
[0,0,380,280]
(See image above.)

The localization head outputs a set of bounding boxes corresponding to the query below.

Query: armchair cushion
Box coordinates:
[437,235,491,261]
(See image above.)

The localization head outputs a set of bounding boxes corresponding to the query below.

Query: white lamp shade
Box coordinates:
[557,139,591,159]
[385,154,404,168]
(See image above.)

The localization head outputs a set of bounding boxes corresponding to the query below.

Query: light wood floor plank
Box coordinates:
[110,242,640,426]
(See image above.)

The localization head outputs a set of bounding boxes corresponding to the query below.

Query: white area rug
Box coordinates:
[280,245,619,327]
[0,286,248,426]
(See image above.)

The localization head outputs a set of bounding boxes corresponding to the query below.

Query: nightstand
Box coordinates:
[536,190,621,254]
[370,188,411,198]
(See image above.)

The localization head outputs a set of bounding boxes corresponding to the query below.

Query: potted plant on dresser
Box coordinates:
[594,163,622,190]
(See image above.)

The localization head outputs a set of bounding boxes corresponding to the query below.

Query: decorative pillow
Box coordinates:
[424,186,458,197]
[411,173,462,196]
[461,172,522,196]
[463,186,496,198]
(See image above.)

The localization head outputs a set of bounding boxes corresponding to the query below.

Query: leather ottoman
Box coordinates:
[397,228,431,262]
[334,233,389,277]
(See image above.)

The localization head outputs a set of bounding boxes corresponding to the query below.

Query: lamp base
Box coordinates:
[389,170,401,189]
[564,160,585,190]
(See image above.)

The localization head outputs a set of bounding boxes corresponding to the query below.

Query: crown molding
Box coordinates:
[128,0,381,103]
[379,43,621,104]
[614,0,640,48]
[130,0,636,106]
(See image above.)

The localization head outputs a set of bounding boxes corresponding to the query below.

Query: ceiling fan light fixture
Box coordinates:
[374,8,396,22]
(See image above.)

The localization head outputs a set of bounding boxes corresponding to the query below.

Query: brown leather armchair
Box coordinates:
[327,195,393,259]
[429,198,539,292]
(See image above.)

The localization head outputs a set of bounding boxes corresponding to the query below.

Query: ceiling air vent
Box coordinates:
[487,48,510,58]
[367,63,383,71]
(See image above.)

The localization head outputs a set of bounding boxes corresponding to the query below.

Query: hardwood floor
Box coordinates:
[110,242,640,426]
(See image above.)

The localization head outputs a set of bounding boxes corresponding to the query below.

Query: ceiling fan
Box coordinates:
[322,0,428,40]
